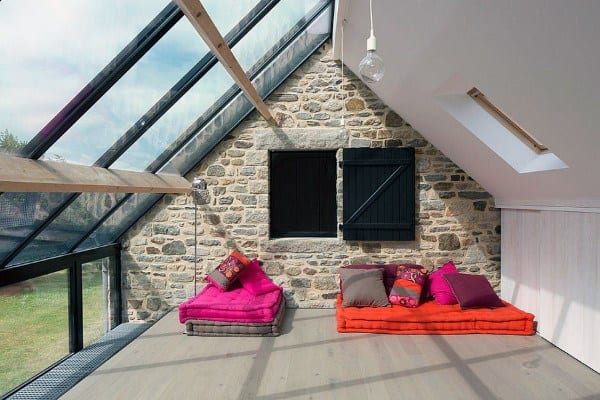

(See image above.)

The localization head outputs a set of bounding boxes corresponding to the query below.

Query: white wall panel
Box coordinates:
[502,209,600,372]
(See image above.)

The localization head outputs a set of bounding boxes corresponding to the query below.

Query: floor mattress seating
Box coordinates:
[184,296,285,337]
[179,258,285,336]
[336,295,534,335]
[336,264,535,335]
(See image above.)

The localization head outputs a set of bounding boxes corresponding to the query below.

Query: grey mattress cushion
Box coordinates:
[185,298,286,337]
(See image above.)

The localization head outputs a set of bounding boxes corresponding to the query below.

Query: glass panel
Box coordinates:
[0,192,72,264]
[82,257,116,347]
[77,4,333,250]
[0,271,69,396]
[42,19,207,165]
[233,0,322,71]
[0,0,168,153]
[163,1,333,177]
[10,193,126,266]
[41,1,259,166]
[77,193,162,251]
[112,0,322,172]
[112,63,234,171]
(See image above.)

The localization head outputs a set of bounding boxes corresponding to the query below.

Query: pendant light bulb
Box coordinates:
[359,0,384,83]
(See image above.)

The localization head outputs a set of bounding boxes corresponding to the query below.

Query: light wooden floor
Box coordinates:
[61,309,600,400]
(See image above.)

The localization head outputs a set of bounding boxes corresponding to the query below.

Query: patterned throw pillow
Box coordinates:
[388,264,428,307]
[205,251,251,291]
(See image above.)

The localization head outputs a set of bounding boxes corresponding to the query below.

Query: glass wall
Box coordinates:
[0,0,169,153]
[82,257,118,347]
[0,271,70,396]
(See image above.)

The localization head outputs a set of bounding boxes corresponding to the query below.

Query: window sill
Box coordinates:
[263,237,345,253]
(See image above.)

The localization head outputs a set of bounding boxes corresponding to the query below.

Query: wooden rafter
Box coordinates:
[175,0,275,124]
[0,155,191,194]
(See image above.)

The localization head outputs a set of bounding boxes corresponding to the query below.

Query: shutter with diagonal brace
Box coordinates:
[342,147,415,241]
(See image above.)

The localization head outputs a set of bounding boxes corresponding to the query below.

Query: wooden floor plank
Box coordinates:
[61,309,600,400]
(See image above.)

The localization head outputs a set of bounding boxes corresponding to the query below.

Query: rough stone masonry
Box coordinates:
[121,43,500,322]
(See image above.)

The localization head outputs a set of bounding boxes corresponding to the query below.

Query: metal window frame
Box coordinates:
[0,244,122,399]
[77,0,334,248]
[0,0,280,268]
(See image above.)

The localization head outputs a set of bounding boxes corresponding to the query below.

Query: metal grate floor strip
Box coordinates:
[6,323,150,400]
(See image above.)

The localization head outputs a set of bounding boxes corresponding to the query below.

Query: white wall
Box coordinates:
[502,209,600,373]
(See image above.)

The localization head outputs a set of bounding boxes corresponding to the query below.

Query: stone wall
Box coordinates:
[121,43,500,322]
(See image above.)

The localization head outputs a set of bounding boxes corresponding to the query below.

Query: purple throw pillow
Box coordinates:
[428,261,459,305]
[443,273,505,309]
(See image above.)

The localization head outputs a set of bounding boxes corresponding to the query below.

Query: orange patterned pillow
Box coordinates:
[388,264,428,307]
[205,251,250,291]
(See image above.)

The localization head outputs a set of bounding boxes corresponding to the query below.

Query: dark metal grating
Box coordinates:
[6,323,150,400]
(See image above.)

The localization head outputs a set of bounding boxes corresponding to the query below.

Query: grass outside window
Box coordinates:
[0,267,104,396]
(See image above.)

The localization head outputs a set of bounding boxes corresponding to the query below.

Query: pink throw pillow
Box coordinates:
[237,258,280,296]
[428,261,459,305]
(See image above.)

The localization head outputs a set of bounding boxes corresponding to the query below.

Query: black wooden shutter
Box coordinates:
[342,147,415,241]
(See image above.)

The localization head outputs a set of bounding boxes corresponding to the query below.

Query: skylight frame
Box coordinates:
[467,87,548,153]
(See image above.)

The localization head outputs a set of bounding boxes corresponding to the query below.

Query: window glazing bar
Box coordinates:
[94,0,280,168]
[0,243,120,285]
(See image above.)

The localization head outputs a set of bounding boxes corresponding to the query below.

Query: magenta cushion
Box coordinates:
[428,261,459,305]
[178,283,282,323]
[237,259,280,296]
[443,273,505,309]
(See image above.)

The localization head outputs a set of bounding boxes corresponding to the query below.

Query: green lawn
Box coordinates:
[0,268,105,396]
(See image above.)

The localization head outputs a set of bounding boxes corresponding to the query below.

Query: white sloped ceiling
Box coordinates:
[335,0,600,210]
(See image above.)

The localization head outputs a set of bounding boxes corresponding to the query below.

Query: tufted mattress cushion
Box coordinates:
[178,283,282,324]
[184,298,286,337]
[336,294,534,335]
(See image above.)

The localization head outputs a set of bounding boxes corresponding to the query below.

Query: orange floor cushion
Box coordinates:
[336,294,535,335]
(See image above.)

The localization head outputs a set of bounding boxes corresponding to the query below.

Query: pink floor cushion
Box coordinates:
[179,259,283,324]
[179,283,282,323]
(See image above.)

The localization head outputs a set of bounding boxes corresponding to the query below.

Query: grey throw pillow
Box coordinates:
[340,268,390,307]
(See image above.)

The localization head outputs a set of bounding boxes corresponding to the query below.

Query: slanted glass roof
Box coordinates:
[0,0,333,268]
[0,0,167,148]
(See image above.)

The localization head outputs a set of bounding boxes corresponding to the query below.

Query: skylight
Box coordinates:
[436,84,568,174]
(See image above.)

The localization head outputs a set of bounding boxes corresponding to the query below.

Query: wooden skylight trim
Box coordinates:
[468,87,548,153]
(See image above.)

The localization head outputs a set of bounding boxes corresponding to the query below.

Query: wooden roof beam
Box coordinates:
[175,0,275,124]
[0,155,191,194]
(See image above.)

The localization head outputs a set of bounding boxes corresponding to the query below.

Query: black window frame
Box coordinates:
[269,150,337,238]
